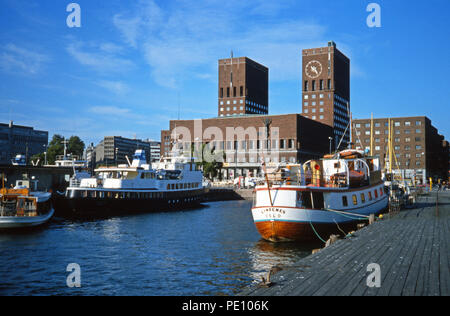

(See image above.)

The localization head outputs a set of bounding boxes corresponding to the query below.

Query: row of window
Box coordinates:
[359,137,422,143]
[342,187,384,207]
[357,129,422,136]
[166,182,200,190]
[227,156,297,163]
[219,86,245,98]
[355,121,422,128]
[304,79,332,91]
[359,144,423,151]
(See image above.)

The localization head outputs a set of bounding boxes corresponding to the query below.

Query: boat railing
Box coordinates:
[0,196,38,217]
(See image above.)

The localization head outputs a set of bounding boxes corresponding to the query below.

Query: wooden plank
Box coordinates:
[378,217,428,295]
[343,214,421,296]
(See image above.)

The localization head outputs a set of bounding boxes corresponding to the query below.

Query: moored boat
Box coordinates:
[0,180,54,229]
[54,149,205,217]
[251,149,388,242]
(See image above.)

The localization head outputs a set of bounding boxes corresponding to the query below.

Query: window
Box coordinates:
[327,79,331,89]
[374,190,378,198]
[405,137,410,142]
[319,115,324,119]
[227,87,230,97]
[394,122,400,127]
[220,88,223,98]
[320,79,324,90]
[416,145,422,150]
[405,121,411,126]
[415,121,422,126]
[342,196,348,207]
[312,80,316,91]
[233,86,236,97]
[304,81,308,91]
[304,95,309,99]
[240,86,243,96]
[360,193,366,203]
[352,195,358,205]
[380,188,383,196]
[368,191,373,201]
[416,129,422,134]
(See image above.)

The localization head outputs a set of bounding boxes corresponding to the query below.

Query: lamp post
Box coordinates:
[328,136,332,154]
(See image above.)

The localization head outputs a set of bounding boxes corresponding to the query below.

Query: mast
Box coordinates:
[370,113,374,155]
[388,118,392,174]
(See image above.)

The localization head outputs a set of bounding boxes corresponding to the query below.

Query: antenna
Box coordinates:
[230,50,233,87]
[177,92,180,120]
[61,138,69,159]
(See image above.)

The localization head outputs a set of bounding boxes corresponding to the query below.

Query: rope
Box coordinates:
[306,210,327,244]
[324,208,371,221]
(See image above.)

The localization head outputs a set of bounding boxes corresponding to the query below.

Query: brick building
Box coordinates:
[162,114,332,179]
[302,41,350,150]
[218,56,268,117]
[352,116,448,182]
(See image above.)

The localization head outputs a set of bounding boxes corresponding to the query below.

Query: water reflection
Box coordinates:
[247,239,322,283]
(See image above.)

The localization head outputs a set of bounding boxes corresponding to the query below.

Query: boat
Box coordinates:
[251,149,389,242]
[54,149,205,217]
[0,179,54,229]
[11,154,26,166]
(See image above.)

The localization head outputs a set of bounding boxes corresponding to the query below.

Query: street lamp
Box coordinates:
[328,136,333,154]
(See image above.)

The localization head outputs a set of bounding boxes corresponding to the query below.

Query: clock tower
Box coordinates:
[302,41,350,151]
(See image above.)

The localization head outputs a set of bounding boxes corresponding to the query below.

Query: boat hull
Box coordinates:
[252,195,388,242]
[0,208,54,229]
[53,189,205,218]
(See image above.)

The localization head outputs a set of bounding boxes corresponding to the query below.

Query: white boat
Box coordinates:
[251,149,389,242]
[11,154,26,166]
[55,149,204,217]
[0,180,54,229]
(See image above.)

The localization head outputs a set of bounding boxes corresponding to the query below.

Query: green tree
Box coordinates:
[44,134,85,165]
[68,136,85,158]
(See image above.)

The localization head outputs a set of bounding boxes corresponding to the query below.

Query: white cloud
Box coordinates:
[0,43,50,75]
[96,80,130,95]
[66,41,134,73]
[88,106,132,116]
[111,0,329,88]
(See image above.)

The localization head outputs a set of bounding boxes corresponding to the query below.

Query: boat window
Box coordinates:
[379,188,383,196]
[342,196,348,207]
[141,173,145,179]
[167,184,170,190]
[368,191,373,200]
[374,190,378,198]
[360,193,365,203]
[352,194,358,205]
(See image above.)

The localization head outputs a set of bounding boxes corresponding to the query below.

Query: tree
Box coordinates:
[41,134,86,165]
[68,136,85,158]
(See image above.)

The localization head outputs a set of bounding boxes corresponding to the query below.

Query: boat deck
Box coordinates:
[240,191,449,296]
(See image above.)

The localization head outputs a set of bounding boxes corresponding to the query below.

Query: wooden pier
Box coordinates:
[240,191,449,296]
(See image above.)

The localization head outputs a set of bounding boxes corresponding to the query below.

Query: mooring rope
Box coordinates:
[324,208,371,221]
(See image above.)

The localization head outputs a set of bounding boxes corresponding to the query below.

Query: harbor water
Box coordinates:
[0,200,319,296]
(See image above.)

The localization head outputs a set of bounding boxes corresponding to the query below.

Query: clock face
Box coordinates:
[305,60,322,79]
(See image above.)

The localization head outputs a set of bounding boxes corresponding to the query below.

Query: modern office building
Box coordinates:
[218,56,269,117]
[94,136,156,166]
[352,116,448,182]
[0,121,48,164]
[302,41,350,150]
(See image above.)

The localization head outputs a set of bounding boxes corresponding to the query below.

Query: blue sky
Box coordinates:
[0,0,449,146]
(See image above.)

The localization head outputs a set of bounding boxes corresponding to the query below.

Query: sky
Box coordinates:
[0,0,449,146]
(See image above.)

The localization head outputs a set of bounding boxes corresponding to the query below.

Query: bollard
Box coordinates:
[369,214,375,225]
